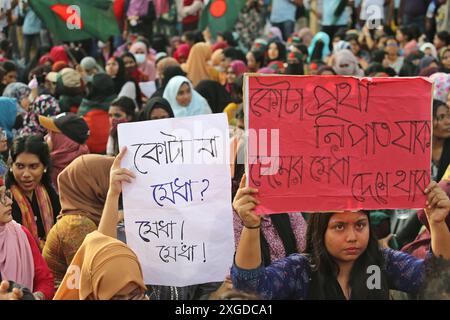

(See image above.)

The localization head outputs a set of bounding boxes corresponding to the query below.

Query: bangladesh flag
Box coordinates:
[199,0,245,38]
[29,0,120,42]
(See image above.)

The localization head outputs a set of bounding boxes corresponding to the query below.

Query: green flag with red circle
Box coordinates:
[29,0,119,42]
[199,0,245,38]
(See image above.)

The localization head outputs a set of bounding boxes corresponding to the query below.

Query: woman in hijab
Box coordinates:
[137,97,174,121]
[19,95,61,137]
[151,65,186,98]
[163,75,211,117]
[181,42,219,87]
[53,149,147,300]
[42,155,114,288]
[3,82,32,115]
[78,73,116,154]
[195,80,231,114]
[224,60,247,94]
[308,32,331,63]
[0,185,54,300]
[128,41,156,81]
[105,56,128,95]
[0,97,17,143]
[155,57,180,88]
[333,49,365,77]
[173,43,191,64]
[420,42,438,59]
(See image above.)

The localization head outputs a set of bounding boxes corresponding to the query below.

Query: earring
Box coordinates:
[44,169,47,173]
[9,168,12,172]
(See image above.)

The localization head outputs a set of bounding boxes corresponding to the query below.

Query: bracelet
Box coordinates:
[243,223,261,229]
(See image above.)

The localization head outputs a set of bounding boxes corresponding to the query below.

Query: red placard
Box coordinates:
[245,75,433,214]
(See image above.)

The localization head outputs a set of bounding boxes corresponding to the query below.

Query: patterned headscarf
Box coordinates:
[20,95,61,136]
[429,72,450,103]
[2,82,31,113]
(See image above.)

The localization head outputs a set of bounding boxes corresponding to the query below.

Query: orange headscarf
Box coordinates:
[53,231,146,300]
[182,42,214,87]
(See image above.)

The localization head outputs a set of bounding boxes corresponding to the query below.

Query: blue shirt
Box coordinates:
[23,9,42,35]
[322,0,350,26]
[270,0,296,23]
[231,248,426,299]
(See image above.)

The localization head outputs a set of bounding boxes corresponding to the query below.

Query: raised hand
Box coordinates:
[232,174,261,228]
[424,181,450,225]
[109,146,136,197]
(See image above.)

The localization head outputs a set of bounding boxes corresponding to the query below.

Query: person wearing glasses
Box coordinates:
[0,185,55,300]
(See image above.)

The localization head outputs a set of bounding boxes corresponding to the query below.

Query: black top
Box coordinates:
[11,185,60,239]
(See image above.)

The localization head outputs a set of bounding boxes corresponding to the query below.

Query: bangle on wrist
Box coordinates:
[243,223,261,229]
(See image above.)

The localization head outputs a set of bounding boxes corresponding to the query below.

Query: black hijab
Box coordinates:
[150,65,186,98]
[108,57,127,94]
[195,80,232,113]
[138,97,174,121]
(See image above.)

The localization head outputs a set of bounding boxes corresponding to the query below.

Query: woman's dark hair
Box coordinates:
[161,65,186,89]
[6,135,52,190]
[371,49,385,64]
[436,31,450,46]
[399,25,420,42]
[265,40,287,64]
[250,50,265,69]
[224,47,246,63]
[433,99,449,118]
[111,96,136,121]
[1,60,17,73]
[121,52,137,64]
[304,212,390,299]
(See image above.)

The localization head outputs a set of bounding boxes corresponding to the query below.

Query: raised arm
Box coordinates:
[424,181,450,259]
[98,147,136,238]
[233,174,262,270]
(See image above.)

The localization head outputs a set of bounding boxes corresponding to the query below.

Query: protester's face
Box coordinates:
[350,40,360,55]
[268,43,279,60]
[20,97,31,111]
[3,71,17,84]
[433,105,450,139]
[424,48,433,57]
[111,283,148,300]
[109,106,129,126]
[324,212,370,264]
[442,50,450,69]
[106,60,120,77]
[123,57,137,71]
[434,35,444,49]
[226,67,237,84]
[150,107,171,120]
[176,83,192,107]
[12,153,45,195]
[385,40,398,55]
[246,52,257,71]
[221,57,232,71]
[0,186,13,225]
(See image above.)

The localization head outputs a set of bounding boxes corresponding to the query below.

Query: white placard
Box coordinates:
[118,113,234,287]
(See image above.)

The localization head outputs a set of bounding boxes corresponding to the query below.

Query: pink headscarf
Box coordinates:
[0,220,35,291]
[230,60,247,77]
[429,72,450,103]
[129,41,156,81]
[50,131,90,191]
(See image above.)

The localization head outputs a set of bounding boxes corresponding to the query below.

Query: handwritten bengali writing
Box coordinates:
[150,177,210,207]
[131,131,220,174]
[249,155,429,203]
[134,219,207,263]
[314,116,431,155]
[249,78,373,119]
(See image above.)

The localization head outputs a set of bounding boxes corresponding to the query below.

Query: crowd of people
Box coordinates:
[0,0,449,300]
